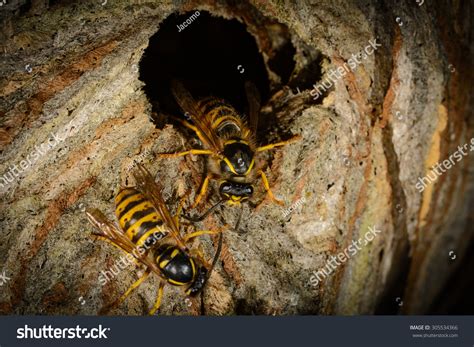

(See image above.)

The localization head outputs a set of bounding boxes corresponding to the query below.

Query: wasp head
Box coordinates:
[185,266,208,296]
[219,181,254,204]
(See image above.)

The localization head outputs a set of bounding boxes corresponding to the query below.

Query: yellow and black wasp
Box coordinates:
[85,164,224,315]
[161,80,301,222]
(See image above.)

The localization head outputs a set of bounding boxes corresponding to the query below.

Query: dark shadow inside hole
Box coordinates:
[18,1,32,15]
[139,11,270,123]
[289,54,323,91]
[48,0,77,7]
[267,39,296,85]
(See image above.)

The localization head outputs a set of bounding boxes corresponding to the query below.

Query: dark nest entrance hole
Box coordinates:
[139,10,297,132]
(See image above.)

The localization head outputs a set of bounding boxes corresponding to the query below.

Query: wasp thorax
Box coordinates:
[156,246,196,286]
[221,141,254,175]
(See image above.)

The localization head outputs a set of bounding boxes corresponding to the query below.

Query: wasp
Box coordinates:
[85,164,224,315]
[161,80,301,222]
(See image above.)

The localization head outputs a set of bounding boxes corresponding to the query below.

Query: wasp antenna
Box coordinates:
[183,199,224,222]
[208,232,223,278]
[234,204,244,232]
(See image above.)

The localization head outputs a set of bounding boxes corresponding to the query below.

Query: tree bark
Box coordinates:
[0,0,472,315]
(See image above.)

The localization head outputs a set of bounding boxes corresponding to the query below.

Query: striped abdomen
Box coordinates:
[114,188,168,250]
[198,97,248,138]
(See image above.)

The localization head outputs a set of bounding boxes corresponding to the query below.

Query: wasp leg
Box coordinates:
[169,117,216,154]
[100,269,151,315]
[183,225,227,244]
[172,116,196,131]
[256,134,301,152]
[149,282,165,315]
[259,170,284,206]
[173,117,211,147]
[189,246,211,270]
[190,173,214,209]
[174,192,190,228]
[159,149,214,158]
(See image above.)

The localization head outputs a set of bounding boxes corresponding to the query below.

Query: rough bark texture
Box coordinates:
[0,0,473,315]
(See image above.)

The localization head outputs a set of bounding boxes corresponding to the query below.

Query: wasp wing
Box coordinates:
[171,79,223,153]
[85,208,163,276]
[132,164,188,251]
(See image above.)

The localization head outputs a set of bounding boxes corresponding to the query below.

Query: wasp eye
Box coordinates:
[220,183,231,194]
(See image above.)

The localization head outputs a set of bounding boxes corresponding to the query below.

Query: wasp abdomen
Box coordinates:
[199,98,244,137]
[114,188,168,249]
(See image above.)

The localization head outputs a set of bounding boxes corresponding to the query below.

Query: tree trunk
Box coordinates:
[0,0,472,315]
